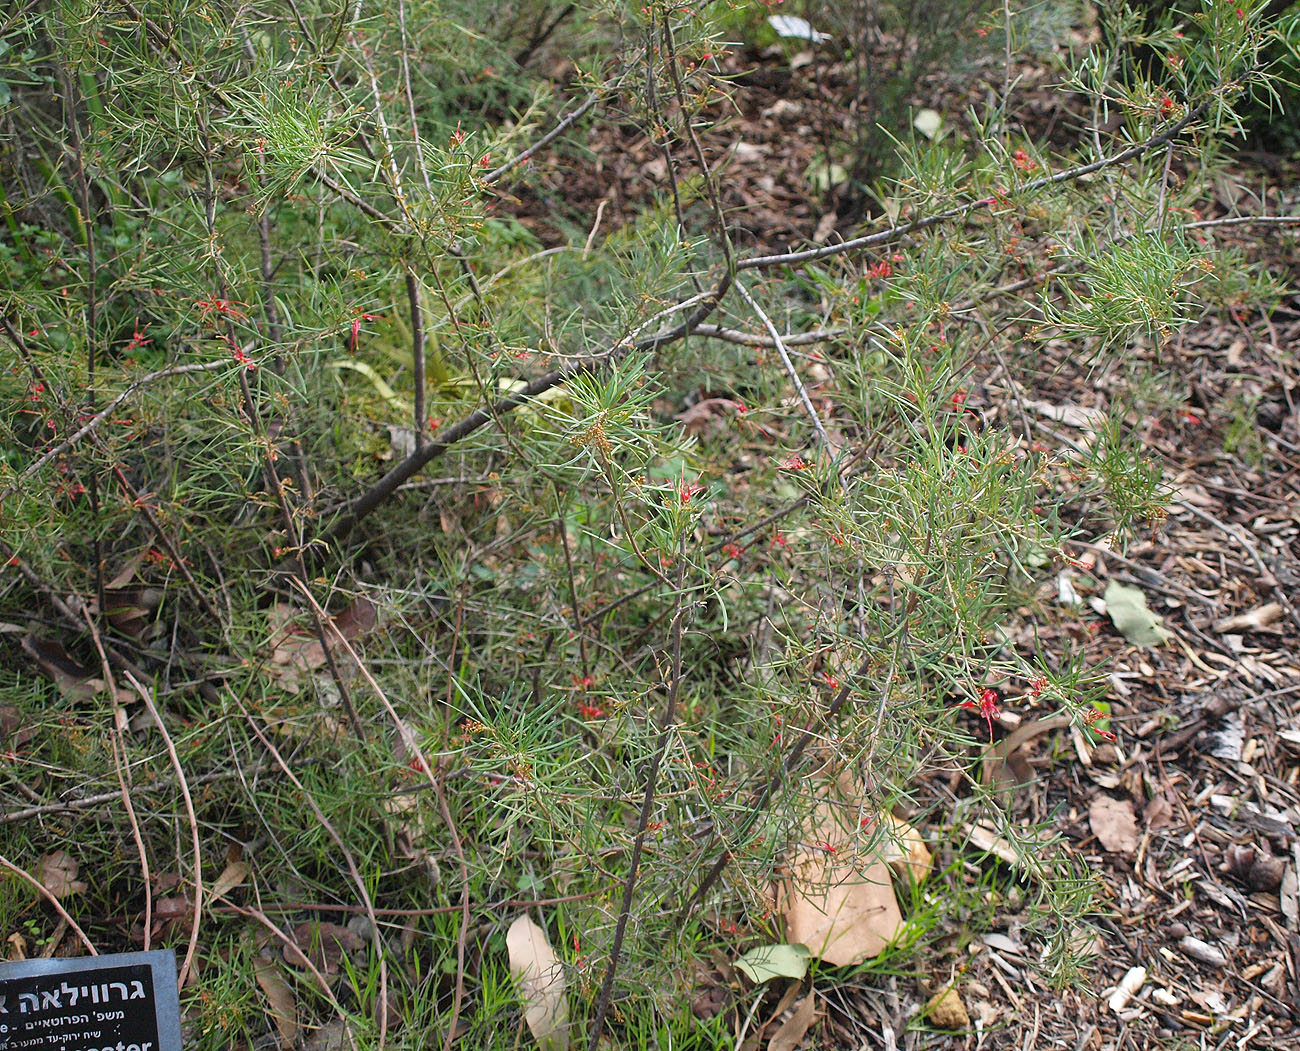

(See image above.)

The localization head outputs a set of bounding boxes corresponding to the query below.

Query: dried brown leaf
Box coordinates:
[253,956,299,1049]
[21,636,103,702]
[767,992,817,1051]
[677,398,743,439]
[778,778,904,966]
[1089,795,1139,854]
[506,914,569,1051]
[36,850,87,899]
[209,859,248,903]
[267,598,377,693]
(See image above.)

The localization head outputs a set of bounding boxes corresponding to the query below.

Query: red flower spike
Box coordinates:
[960,687,1001,741]
[349,312,381,354]
[678,476,705,504]
[1084,707,1117,742]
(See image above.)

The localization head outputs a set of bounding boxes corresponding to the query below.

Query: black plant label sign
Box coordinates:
[0,951,182,1051]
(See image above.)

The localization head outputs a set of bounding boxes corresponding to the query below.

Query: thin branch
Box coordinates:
[1183,214,1300,231]
[321,281,729,544]
[1174,499,1300,633]
[223,899,358,1047]
[407,272,427,449]
[678,647,879,922]
[483,90,602,185]
[0,765,249,825]
[433,778,470,1051]
[124,670,202,991]
[736,104,1207,272]
[513,2,576,68]
[0,855,98,955]
[734,279,837,464]
[83,607,152,951]
[689,323,845,347]
[237,699,389,1051]
[0,356,226,502]
[587,558,686,1049]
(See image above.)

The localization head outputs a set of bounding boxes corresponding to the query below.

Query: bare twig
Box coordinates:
[123,671,202,991]
[236,699,389,1051]
[322,282,729,543]
[407,272,427,450]
[1184,214,1300,231]
[689,323,845,347]
[556,502,590,678]
[0,767,250,825]
[736,103,1207,272]
[0,358,226,501]
[1173,498,1300,633]
[483,91,602,184]
[587,558,687,1049]
[734,279,838,471]
[433,778,470,1051]
[223,899,358,1048]
[0,855,98,955]
[83,608,152,950]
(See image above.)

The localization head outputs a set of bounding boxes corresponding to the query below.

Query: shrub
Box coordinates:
[0,1,1293,1047]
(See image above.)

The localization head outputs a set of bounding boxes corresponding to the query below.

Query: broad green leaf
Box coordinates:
[1104,580,1170,647]
[733,943,810,984]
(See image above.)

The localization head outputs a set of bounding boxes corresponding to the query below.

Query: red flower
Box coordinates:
[196,298,247,321]
[349,312,381,354]
[1084,707,1116,742]
[960,687,1001,741]
[124,327,151,352]
[721,542,745,559]
[780,454,808,471]
[678,477,705,504]
[576,701,607,720]
[1012,149,1037,172]
[229,341,257,370]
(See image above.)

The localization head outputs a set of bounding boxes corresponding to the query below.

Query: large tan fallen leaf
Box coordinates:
[767,992,817,1051]
[506,915,569,1051]
[882,816,931,884]
[253,957,298,1048]
[1089,795,1139,854]
[778,779,905,966]
[36,851,87,898]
